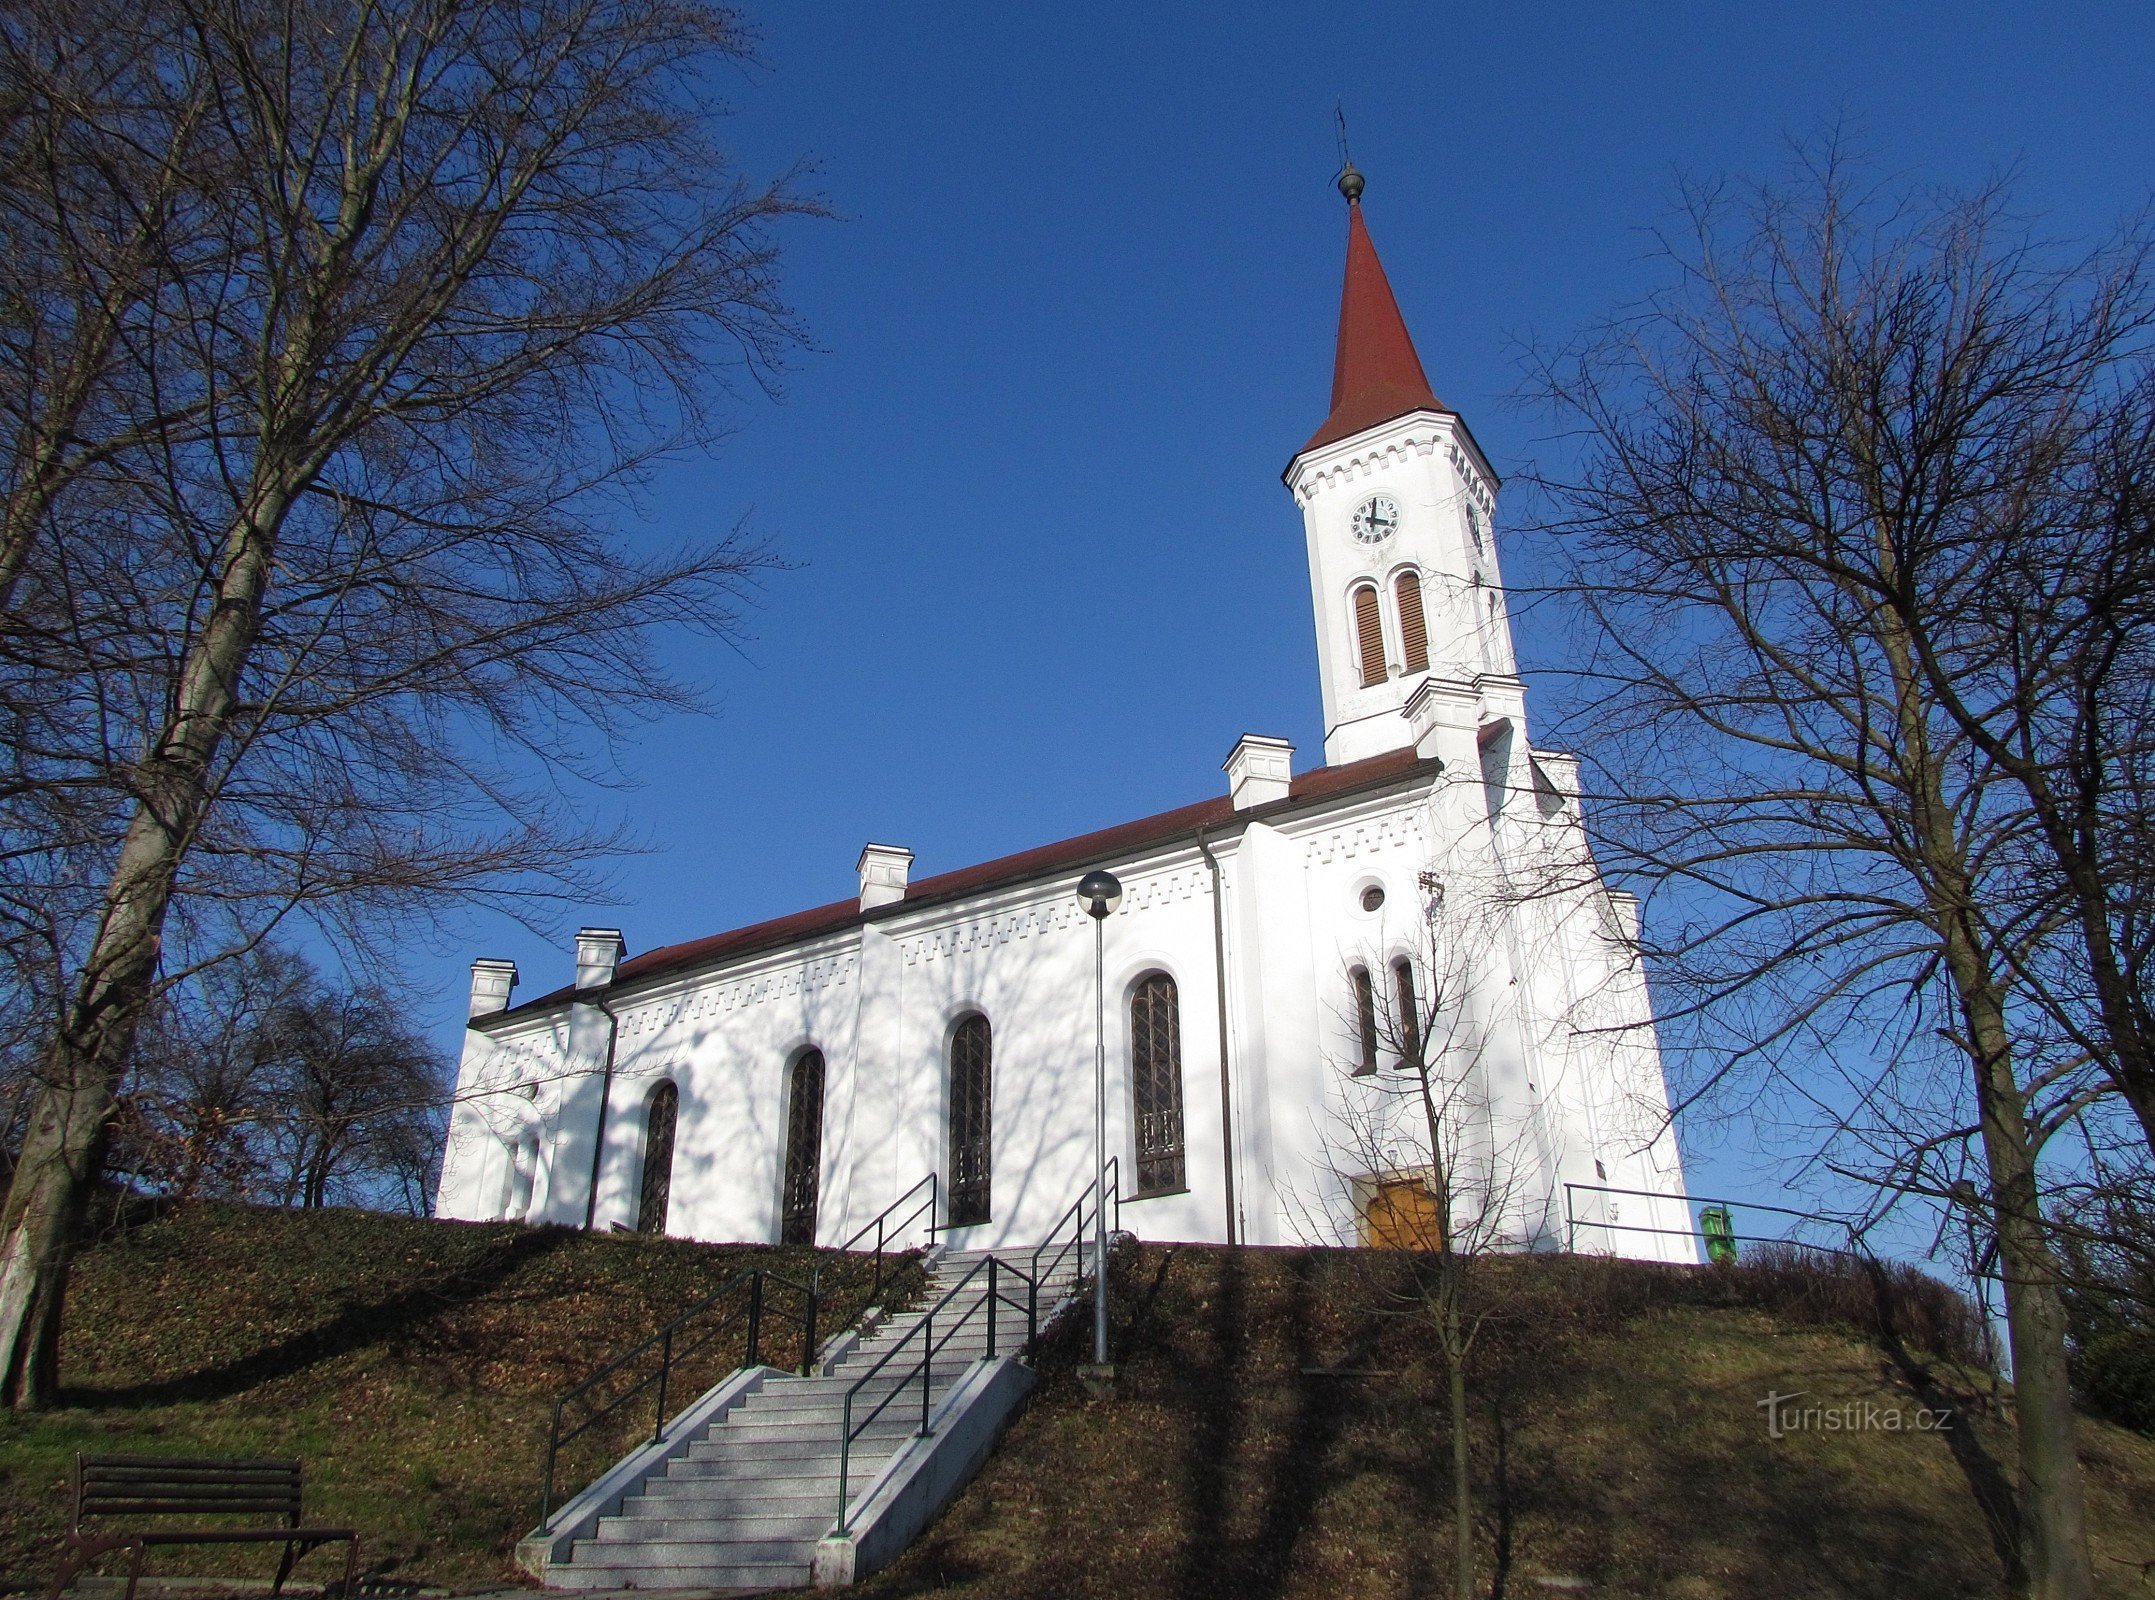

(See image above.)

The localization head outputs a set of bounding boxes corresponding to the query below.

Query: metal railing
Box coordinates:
[538,1264,819,1526]
[834,1172,939,1302]
[1561,1181,1861,1261]
[833,1159,1120,1532]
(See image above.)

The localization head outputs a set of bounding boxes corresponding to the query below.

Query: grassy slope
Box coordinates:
[5,1211,2150,1599]
[0,1202,904,1593]
[864,1245,2155,1600]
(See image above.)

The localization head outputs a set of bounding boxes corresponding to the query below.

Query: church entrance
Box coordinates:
[1360,1176,1447,1251]
[781,1049,825,1245]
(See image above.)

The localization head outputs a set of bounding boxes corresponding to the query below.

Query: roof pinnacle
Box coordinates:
[1294,158,1450,459]
[1334,104,1365,204]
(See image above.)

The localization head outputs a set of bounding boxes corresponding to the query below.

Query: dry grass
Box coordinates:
[6,1210,2149,1599]
[863,1243,2155,1600]
[0,1200,910,1594]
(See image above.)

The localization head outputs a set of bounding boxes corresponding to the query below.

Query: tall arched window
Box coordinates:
[780,1049,825,1246]
[1391,959,1422,1071]
[1394,570,1429,675]
[1351,584,1387,687]
[948,1015,993,1228]
[636,1081,678,1235]
[1351,966,1378,1076]
[1131,973,1186,1196]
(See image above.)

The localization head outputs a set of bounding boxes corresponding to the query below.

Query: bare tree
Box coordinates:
[110,943,445,1212]
[253,971,447,1211]
[108,942,306,1203]
[0,0,813,1407]
[1296,876,1533,1600]
[1521,148,2155,1599]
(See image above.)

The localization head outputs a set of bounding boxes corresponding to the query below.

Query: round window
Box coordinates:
[1360,884,1385,913]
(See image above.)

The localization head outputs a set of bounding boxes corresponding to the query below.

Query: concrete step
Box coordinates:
[675,1445,897,1473]
[750,1360,989,1391]
[676,1431,905,1457]
[669,1444,899,1475]
[752,1371,978,1403]
[550,1560,808,1592]
[597,1510,833,1542]
[538,1229,1087,1594]
[633,1475,855,1511]
[572,1536,816,1568]
[690,1414,925,1446]
[629,1469,842,1501]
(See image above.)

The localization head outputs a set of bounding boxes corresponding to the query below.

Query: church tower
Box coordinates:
[1285,165,1512,766]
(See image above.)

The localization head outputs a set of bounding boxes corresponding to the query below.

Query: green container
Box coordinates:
[1700,1205,1738,1265]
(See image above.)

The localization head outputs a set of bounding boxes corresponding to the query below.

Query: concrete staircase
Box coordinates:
[545,1242,1090,1592]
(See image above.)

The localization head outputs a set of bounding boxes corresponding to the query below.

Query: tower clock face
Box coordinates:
[1351,495,1400,545]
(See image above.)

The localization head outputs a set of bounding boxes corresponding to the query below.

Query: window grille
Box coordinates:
[636,1082,678,1235]
[1130,973,1186,1195]
[781,1049,825,1246]
[948,1015,993,1227]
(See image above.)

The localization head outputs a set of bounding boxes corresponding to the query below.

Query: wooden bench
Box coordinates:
[49,1455,359,1600]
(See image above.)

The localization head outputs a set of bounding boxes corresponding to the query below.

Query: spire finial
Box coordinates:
[1335,104,1364,203]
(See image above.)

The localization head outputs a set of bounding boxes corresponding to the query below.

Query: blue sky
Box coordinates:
[417,2,2155,1228]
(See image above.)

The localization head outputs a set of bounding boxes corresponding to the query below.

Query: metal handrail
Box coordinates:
[1560,1181,1862,1259]
[538,1264,819,1526]
[835,1251,1044,1532]
[833,1162,1118,1532]
[1025,1156,1118,1290]
[833,1172,939,1301]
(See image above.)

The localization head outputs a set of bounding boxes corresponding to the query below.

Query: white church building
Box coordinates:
[434,171,1696,1265]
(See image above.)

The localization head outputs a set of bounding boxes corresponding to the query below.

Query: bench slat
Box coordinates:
[72,1455,315,1534]
[127,1528,355,1546]
[82,1480,301,1493]
[84,1479,298,1493]
[58,1453,358,1600]
[83,1502,301,1518]
[81,1457,300,1473]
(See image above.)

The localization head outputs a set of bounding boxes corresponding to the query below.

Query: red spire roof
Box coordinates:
[1298,197,1449,457]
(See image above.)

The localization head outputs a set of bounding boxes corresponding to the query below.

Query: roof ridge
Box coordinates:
[478,746,1434,1024]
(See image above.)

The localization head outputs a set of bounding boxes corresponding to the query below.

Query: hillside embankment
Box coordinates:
[0,1206,2148,1598]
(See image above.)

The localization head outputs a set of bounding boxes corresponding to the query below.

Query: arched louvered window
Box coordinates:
[780,1049,825,1246]
[1130,973,1186,1196]
[1391,960,1422,1071]
[1352,584,1387,687]
[636,1081,678,1235]
[1351,967,1378,1076]
[948,1015,993,1228]
[1395,570,1429,675]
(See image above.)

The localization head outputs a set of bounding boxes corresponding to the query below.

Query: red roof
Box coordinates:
[481,745,1436,1024]
[1298,200,1449,457]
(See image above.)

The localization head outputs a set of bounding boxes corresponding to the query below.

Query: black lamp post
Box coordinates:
[1076,868,1122,1369]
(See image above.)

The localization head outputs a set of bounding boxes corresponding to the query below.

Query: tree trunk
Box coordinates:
[0,489,282,1406]
[1446,1315,1473,1600]
[0,1040,113,1405]
[1954,955,2094,1600]
[1872,529,2095,1600]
